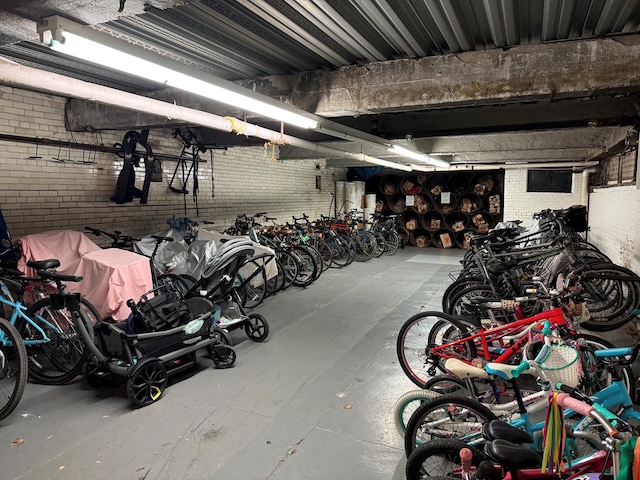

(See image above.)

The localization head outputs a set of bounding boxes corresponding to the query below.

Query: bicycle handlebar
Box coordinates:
[556,393,593,417]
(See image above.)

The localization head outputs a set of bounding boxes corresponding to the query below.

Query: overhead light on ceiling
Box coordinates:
[37,16,318,130]
[357,155,412,172]
[390,145,450,169]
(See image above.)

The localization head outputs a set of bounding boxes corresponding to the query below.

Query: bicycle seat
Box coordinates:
[482,420,534,444]
[27,259,60,270]
[484,439,542,469]
[486,258,518,274]
[444,358,489,379]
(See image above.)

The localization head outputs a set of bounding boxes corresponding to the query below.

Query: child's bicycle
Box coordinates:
[403,342,640,477]
[407,388,636,480]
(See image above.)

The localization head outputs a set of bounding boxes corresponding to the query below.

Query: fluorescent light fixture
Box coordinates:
[390,145,450,169]
[361,156,412,172]
[43,29,318,129]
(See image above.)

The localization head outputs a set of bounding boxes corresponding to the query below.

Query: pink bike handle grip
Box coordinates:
[556,393,592,417]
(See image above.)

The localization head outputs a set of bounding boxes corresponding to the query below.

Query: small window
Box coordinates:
[527,169,572,193]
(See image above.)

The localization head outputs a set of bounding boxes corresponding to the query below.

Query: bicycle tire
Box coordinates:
[337,233,356,265]
[299,244,323,281]
[352,232,376,262]
[326,236,351,267]
[237,258,267,308]
[392,388,441,436]
[276,250,298,290]
[572,334,632,396]
[404,394,497,456]
[372,231,385,257]
[291,246,318,287]
[19,297,95,385]
[406,438,486,480]
[382,230,400,255]
[441,276,484,312]
[0,317,27,421]
[397,312,476,387]
[578,264,640,331]
[310,238,332,272]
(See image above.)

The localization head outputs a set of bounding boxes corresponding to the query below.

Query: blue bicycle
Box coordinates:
[0,260,99,385]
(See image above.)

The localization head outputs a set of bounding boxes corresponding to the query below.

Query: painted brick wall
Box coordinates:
[502,169,584,223]
[587,185,640,273]
[0,86,346,239]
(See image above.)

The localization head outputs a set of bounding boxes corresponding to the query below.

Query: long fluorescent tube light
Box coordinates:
[390,145,450,169]
[43,29,318,130]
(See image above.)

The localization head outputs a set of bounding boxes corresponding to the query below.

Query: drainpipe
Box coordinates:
[581,168,595,208]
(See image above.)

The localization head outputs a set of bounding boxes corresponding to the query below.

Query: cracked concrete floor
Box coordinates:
[1,247,469,479]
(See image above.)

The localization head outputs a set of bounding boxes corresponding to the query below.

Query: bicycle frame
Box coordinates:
[430,307,569,365]
[0,278,64,346]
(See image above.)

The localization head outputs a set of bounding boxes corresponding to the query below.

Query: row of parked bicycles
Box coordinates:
[0,207,405,422]
[392,205,640,479]
[210,210,403,306]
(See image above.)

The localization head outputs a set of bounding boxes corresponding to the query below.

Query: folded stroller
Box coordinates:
[182,237,271,343]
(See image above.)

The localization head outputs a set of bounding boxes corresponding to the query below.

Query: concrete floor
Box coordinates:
[0,247,634,480]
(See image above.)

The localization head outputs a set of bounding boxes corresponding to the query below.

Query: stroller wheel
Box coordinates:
[127,358,168,407]
[210,326,233,347]
[212,345,236,369]
[245,313,269,342]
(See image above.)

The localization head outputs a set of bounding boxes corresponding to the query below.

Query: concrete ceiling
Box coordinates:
[1,0,640,169]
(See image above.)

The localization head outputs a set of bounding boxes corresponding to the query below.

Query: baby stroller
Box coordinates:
[81,244,257,407]
[182,237,271,343]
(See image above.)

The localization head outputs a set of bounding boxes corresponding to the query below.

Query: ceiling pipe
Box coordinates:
[410,161,600,171]
[0,56,411,172]
[35,15,443,168]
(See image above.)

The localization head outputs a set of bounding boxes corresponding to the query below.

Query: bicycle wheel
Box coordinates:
[575,334,633,396]
[310,238,332,271]
[237,258,267,308]
[0,317,27,421]
[404,394,496,456]
[276,250,298,290]
[406,438,486,480]
[352,232,376,262]
[441,276,484,312]
[578,264,640,331]
[20,297,95,385]
[393,388,441,436]
[291,246,318,287]
[382,230,400,255]
[397,312,476,387]
[299,245,323,281]
[326,236,351,268]
[372,231,386,257]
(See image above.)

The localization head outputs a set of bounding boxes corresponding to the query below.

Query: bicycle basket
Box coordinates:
[536,343,582,389]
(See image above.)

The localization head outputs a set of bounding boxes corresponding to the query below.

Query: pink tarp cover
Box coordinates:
[18,230,153,321]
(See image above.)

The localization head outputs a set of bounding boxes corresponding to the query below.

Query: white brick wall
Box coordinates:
[588,185,640,273]
[502,169,584,223]
[0,86,347,239]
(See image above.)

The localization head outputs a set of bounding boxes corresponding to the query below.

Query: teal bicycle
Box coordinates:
[0,260,99,385]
